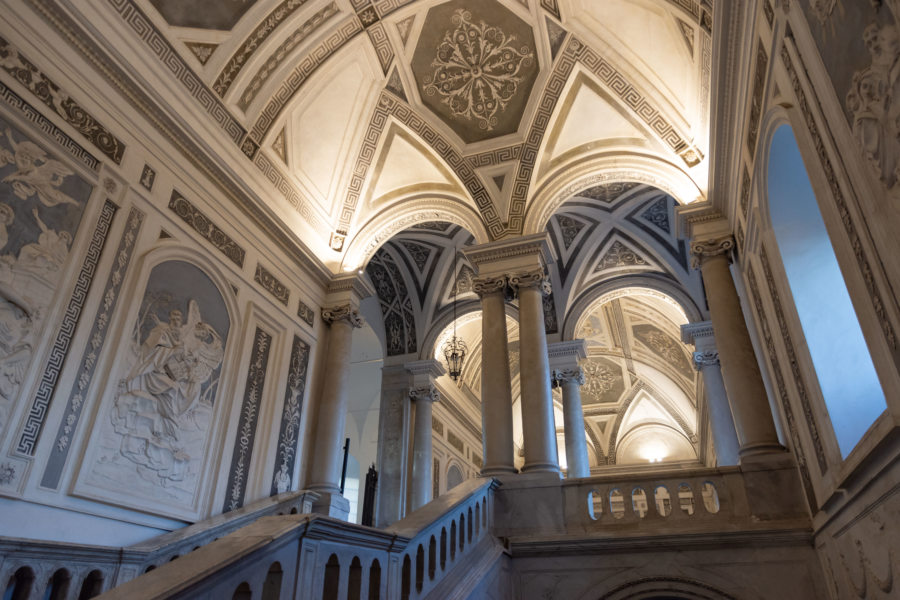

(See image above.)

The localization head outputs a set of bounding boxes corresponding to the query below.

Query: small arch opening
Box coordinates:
[77,569,104,600]
[428,536,436,579]
[232,582,252,600]
[322,554,340,600]
[348,557,362,600]
[401,555,411,600]
[5,567,35,600]
[368,559,381,600]
[262,561,283,600]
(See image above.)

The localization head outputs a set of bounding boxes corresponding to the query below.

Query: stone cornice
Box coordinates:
[325,272,375,306]
[405,359,446,384]
[673,201,727,241]
[547,339,588,367]
[680,320,715,345]
[463,233,553,278]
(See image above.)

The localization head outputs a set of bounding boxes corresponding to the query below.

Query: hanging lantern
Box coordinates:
[442,246,467,381]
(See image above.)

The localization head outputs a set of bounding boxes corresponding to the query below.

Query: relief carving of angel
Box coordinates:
[1,128,78,208]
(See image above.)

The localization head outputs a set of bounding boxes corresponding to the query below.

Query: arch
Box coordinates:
[4,566,34,600]
[348,557,362,600]
[77,569,104,600]
[45,568,71,600]
[591,575,735,599]
[342,196,490,272]
[415,545,425,593]
[762,123,886,457]
[428,535,436,580]
[401,554,411,600]
[459,514,465,551]
[524,151,704,235]
[232,582,252,600]
[450,521,457,561]
[322,554,340,600]
[368,559,381,600]
[440,528,447,570]
[564,276,703,340]
[467,507,473,542]
[262,562,283,600]
[445,463,464,491]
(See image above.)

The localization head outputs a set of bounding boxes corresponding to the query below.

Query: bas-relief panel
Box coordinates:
[800,1,900,192]
[576,313,610,349]
[0,119,91,434]
[78,260,229,518]
[632,323,693,379]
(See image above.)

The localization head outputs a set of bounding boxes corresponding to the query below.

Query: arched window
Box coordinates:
[767,125,886,457]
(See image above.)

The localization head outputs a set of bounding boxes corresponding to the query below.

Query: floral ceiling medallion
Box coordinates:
[424,9,534,132]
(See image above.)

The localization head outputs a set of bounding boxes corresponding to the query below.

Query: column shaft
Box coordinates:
[514,275,559,474]
[694,352,741,466]
[560,375,589,478]
[695,241,782,457]
[477,282,516,475]
[409,388,436,511]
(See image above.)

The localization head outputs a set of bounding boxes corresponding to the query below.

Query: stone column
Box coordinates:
[472,276,517,475]
[554,367,590,478]
[375,363,412,527]
[682,321,740,466]
[510,270,559,474]
[308,305,363,517]
[409,385,439,511]
[691,236,783,458]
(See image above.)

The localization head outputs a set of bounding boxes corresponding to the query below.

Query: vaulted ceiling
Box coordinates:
[74,0,712,271]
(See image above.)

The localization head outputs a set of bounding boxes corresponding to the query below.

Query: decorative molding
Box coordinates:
[760,248,827,472]
[447,429,464,453]
[508,269,551,295]
[432,415,443,435]
[746,39,768,156]
[254,263,290,306]
[746,267,818,509]
[466,144,522,168]
[0,81,100,171]
[139,164,155,191]
[224,327,272,511]
[252,151,328,233]
[472,274,507,297]
[168,191,246,268]
[16,200,118,456]
[540,0,561,20]
[385,66,406,101]
[271,335,310,495]
[184,42,217,65]
[321,305,364,327]
[409,385,439,403]
[691,350,719,370]
[339,92,503,239]
[597,240,648,271]
[366,22,394,74]
[740,165,750,220]
[213,0,314,97]
[41,207,144,489]
[297,300,315,327]
[0,35,125,164]
[106,0,245,144]
[246,15,363,144]
[781,39,897,354]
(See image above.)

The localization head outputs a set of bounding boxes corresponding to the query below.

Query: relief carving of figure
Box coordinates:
[112,299,223,486]
[1,128,78,208]
[847,7,900,192]
[0,293,33,429]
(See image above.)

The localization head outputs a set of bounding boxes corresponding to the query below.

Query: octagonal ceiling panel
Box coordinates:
[149,0,258,30]
[411,0,539,143]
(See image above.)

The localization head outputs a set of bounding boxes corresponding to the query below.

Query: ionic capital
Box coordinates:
[472,275,508,297]
[321,305,364,328]
[690,235,734,269]
[553,367,585,386]
[409,385,439,403]
[508,269,551,296]
[692,350,720,370]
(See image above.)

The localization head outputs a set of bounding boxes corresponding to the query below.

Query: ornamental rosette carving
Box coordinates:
[423,9,534,131]
[692,350,719,370]
[690,235,734,268]
[472,275,508,297]
[321,305,363,328]
[409,385,439,403]
[553,367,585,386]
[508,270,551,295]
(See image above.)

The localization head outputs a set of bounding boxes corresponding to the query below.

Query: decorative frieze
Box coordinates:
[447,430,464,454]
[224,327,272,511]
[432,416,444,436]
[746,40,769,155]
[254,264,290,306]
[167,191,245,267]
[41,207,144,489]
[0,36,126,164]
[297,300,315,327]
[271,335,310,495]
[16,200,117,456]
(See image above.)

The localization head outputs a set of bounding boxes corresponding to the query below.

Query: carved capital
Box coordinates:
[690,235,734,269]
[692,350,719,370]
[553,367,585,386]
[508,270,551,296]
[321,305,363,328]
[409,385,439,403]
[472,275,508,297]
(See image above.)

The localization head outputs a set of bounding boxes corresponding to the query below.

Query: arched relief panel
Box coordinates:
[71,246,242,521]
[522,151,705,236]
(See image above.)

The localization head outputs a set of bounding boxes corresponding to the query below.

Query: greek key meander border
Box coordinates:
[270,335,310,495]
[0,80,99,171]
[746,267,818,509]
[339,92,503,238]
[40,207,144,489]
[106,0,245,143]
[781,38,898,358]
[507,37,691,233]
[31,0,330,285]
[16,200,118,456]
[759,249,827,472]
[224,327,272,512]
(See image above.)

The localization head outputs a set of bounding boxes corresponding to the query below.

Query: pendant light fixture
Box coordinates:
[442,246,468,381]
